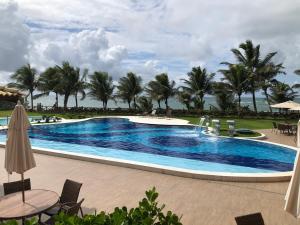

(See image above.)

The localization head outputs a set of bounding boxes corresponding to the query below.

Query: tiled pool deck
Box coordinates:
[0,118,298,225]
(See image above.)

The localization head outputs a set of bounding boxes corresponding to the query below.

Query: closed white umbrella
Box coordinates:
[284,120,300,217]
[5,101,36,202]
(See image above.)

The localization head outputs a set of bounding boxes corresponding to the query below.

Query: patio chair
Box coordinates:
[3,178,31,195]
[277,123,288,134]
[44,179,82,217]
[41,199,85,225]
[271,122,278,133]
[235,212,265,225]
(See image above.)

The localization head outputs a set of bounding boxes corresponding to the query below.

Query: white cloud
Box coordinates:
[0,0,29,72]
[0,0,299,87]
[29,29,128,78]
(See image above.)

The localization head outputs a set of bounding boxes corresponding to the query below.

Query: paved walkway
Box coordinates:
[0,129,299,225]
[257,129,297,147]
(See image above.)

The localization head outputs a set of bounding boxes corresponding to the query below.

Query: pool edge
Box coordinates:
[0,143,293,182]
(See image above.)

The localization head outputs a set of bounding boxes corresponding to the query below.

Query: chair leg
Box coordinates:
[79,207,84,217]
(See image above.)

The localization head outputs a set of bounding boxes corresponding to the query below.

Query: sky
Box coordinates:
[0,0,300,87]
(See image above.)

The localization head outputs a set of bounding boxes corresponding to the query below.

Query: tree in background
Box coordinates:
[88,71,115,110]
[147,73,176,108]
[223,40,278,113]
[219,64,248,115]
[269,81,297,103]
[258,63,285,112]
[8,63,38,110]
[138,96,153,112]
[117,72,142,109]
[293,69,300,89]
[145,81,164,109]
[35,66,61,108]
[176,89,193,111]
[213,82,236,114]
[72,68,88,108]
[181,66,215,111]
[55,61,78,109]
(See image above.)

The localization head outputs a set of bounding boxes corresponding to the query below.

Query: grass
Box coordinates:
[178,116,298,137]
[178,116,297,130]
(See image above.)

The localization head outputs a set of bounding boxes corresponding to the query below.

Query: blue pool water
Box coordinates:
[0,118,296,173]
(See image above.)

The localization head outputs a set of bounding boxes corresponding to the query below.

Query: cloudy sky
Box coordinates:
[0,0,300,86]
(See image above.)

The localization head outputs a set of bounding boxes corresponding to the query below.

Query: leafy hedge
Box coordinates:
[1,188,182,225]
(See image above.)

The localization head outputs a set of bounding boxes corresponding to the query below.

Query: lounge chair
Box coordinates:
[41,199,85,225]
[150,110,157,116]
[235,212,265,225]
[3,178,31,195]
[44,179,83,217]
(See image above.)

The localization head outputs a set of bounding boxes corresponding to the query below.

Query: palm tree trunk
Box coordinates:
[157,100,161,109]
[238,94,241,116]
[128,100,131,109]
[75,93,78,108]
[64,94,69,109]
[263,89,272,113]
[251,90,257,113]
[200,96,204,111]
[30,91,34,110]
[165,98,168,108]
[134,97,137,110]
[55,92,58,108]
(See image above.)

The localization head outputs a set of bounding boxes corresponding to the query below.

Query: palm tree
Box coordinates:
[293,69,300,89]
[72,68,88,108]
[145,81,164,109]
[269,81,297,104]
[35,67,61,108]
[55,61,78,109]
[117,72,142,110]
[181,66,215,111]
[213,82,236,113]
[258,63,285,112]
[152,73,176,108]
[138,96,153,112]
[176,89,193,111]
[8,63,38,110]
[88,71,115,110]
[219,64,248,115]
[223,40,277,113]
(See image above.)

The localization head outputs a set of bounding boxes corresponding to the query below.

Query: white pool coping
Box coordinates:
[0,116,298,182]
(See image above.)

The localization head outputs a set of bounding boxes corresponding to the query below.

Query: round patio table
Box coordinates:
[0,189,59,221]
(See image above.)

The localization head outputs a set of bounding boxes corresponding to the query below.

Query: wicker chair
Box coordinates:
[44,179,82,217]
[3,178,31,195]
[235,212,265,225]
[41,199,85,225]
[272,122,278,133]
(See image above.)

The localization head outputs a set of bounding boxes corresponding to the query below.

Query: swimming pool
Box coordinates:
[0,117,296,176]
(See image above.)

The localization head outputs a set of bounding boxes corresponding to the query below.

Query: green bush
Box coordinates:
[0,187,182,225]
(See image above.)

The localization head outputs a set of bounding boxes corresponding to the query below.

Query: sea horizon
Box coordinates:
[33,95,300,112]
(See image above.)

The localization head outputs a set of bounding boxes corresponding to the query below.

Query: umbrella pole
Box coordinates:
[21,173,25,202]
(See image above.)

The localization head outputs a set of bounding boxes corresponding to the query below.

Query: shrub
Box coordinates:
[0,187,182,225]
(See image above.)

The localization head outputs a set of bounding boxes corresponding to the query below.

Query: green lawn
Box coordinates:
[178,116,297,130]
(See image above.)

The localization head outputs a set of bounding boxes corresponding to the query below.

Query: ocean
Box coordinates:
[34,95,300,112]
